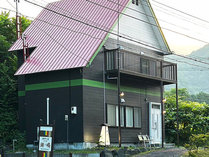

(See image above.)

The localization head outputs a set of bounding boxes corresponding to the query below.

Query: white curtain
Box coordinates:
[126,107,133,127]
[107,105,116,126]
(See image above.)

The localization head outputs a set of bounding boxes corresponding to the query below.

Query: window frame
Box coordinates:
[140,58,150,75]
[106,104,142,129]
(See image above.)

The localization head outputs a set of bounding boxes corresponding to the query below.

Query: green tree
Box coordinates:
[164,88,209,145]
[0,11,31,146]
[189,92,209,105]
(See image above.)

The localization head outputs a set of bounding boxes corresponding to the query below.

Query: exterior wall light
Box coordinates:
[163,110,166,114]
[162,98,166,104]
[120,92,125,98]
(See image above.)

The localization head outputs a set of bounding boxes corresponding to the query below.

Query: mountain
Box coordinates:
[165,44,209,94]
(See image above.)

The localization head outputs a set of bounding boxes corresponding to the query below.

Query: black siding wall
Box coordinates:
[17,50,26,132]
[22,69,83,144]
[83,49,161,144]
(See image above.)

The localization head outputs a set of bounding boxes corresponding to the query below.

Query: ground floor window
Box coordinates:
[107,104,142,128]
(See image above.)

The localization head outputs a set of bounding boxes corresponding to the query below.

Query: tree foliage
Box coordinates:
[189,92,209,105]
[0,11,31,146]
[164,88,209,145]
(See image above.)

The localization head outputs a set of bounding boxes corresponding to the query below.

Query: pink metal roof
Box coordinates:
[10,0,129,75]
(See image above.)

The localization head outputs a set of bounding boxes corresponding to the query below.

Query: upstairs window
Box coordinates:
[136,0,139,5]
[141,58,150,75]
[132,0,139,5]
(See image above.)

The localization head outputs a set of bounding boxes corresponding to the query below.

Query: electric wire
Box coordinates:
[165,57,209,70]
[86,0,209,66]
[109,0,209,45]
[150,3,209,32]
[0,7,90,64]
[86,0,209,44]
[3,2,209,69]
[104,0,190,32]
[0,7,103,40]
[171,53,209,66]
[2,6,209,71]
[6,0,16,9]
[109,0,209,31]
[32,0,164,49]
[150,0,209,25]
[24,22,90,63]
[24,0,171,54]
[31,0,209,65]
[0,6,161,61]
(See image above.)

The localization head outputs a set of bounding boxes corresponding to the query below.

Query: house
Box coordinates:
[9,0,177,149]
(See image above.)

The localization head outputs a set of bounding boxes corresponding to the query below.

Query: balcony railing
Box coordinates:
[105,49,177,83]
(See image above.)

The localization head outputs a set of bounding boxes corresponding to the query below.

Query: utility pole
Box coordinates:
[117,0,121,147]
[15,0,22,39]
[15,0,29,62]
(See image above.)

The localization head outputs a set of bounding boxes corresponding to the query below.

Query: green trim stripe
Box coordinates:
[25,80,69,91]
[19,79,160,97]
[18,91,25,97]
[82,79,160,97]
[71,79,160,97]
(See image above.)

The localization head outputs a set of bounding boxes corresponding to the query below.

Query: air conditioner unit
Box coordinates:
[71,106,77,114]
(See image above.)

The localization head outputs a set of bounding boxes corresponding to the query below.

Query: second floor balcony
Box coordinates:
[105,49,177,84]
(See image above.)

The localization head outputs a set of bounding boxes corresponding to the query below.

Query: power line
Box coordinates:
[165,57,209,70]
[33,0,115,32]
[26,0,209,67]
[0,7,102,40]
[6,0,16,9]
[33,0,168,50]
[24,0,171,54]
[86,0,209,44]
[4,1,209,68]
[87,0,209,67]
[131,0,209,32]
[106,0,190,32]
[24,1,209,67]
[0,7,92,64]
[151,6,209,32]
[25,22,90,63]
[0,6,163,61]
[189,55,209,62]
[150,0,209,25]
[0,7,17,13]
[174,53,209,65]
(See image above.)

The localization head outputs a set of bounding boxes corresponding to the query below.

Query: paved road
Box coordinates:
[135,148,187,157]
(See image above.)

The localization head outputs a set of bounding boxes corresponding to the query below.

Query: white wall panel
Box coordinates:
[109,0,169,53]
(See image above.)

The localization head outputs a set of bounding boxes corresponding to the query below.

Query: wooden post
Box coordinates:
[176,65,179,146]
[160,61,164,148]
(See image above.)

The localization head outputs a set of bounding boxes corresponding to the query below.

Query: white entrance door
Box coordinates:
[149,102,162,144]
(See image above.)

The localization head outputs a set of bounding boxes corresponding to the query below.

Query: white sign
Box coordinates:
[40,126,53,132]
[39,136,52,152]
[65,115,68,121]
[99,126,110,146]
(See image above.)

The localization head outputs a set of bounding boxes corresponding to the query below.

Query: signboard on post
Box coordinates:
[38,125,54,157]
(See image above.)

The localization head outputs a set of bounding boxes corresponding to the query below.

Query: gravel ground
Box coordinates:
[135,148,187,157]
